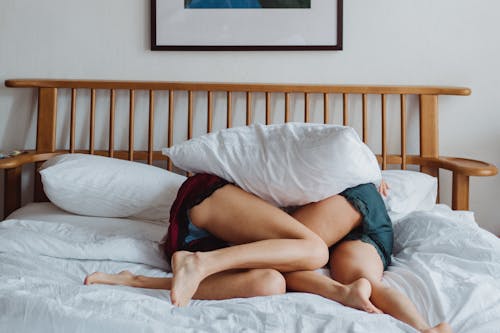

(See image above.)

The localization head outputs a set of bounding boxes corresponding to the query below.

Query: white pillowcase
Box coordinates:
[40,154,186,222]
[381,170,438,222]
[163,123,382,207]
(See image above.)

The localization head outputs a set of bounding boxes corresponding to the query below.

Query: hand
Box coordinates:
[378,180,390,197]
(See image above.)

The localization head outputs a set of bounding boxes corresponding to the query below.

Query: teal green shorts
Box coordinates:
[337,183,393,270]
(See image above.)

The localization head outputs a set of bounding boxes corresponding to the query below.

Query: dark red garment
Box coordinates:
[161,173,230,262]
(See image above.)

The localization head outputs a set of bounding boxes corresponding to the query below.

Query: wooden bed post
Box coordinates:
[419,94,441,204]
[4,167,22,218]
[452,173,469,210]
[419,94,439,177]
[34,87,58,202]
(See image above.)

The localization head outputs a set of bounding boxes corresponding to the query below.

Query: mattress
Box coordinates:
[1,203,499,333]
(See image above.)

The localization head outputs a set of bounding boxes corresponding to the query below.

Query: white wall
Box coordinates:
[1,0,499,233]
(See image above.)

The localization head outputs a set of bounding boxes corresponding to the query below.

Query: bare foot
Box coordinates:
[170,251,206,307]
[340,278,382,314]
[422,323,453,333]
[84,270,134,286]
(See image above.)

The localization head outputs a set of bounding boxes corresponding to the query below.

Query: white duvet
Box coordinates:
[0,204,499,333]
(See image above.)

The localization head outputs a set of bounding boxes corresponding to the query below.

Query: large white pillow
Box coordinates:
[40,154,186,222]
[381,169,438,222]
[163,123,382,207]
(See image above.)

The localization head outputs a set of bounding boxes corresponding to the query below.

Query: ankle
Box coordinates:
[129,274,143,287]
[328,283,350,304]
[191,251,215,277]
[176,251,207,276]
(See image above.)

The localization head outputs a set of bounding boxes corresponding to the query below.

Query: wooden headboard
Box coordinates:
[1,79,497,219]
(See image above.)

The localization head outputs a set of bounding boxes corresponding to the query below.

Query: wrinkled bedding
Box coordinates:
[0,203,499,333]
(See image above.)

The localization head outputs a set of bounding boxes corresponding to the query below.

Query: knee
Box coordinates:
[303,239,329,270]
[329,242,384,285]
[247,269,286,296]
[189,203,211,229]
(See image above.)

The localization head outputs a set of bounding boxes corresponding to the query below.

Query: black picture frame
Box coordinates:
[151,0,343,51]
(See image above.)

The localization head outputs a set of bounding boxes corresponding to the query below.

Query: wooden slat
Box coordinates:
[266,92,271,124]
[381,94,387,170]
[89,89,96,154]
[343,93,348,126]
[400,94,407,169]
[109,89,116,157]
[6,79,472,96]
[207,91,213,132]
[362,94,368,143]
[148,90,155,165]
[304,93,310,122]
[167,90,174,171]
[188,91,193,139]
[285,93,290,122]
[36,88,57,153]
[70,88,76,153]
[323,93,329,124]
[419,94,439,177]
[246,92,252,125]
[227,91,232,128]
[128,89,135,161]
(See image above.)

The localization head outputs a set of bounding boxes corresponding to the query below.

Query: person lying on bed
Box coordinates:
[84,174,452,333]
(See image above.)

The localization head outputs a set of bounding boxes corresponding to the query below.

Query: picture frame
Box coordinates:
[151,0,343,51]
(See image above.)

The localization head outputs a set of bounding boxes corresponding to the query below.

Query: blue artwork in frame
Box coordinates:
[184,0,311,8]
[151,0,342,50]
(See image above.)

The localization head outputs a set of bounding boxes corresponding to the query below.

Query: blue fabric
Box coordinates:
[184,212,212,243]
[338,183,394,270]
[187,0,261,8]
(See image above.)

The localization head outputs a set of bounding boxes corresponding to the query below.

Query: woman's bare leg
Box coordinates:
[284,270,381,313]
[290,194,451,331]
[330,240,452,333]
[84,268,286,300]
[171,184,329,306]
[290,194,363,245]
[282,195,380,313]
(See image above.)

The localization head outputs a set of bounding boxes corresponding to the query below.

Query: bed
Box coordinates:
[1,79,499,333]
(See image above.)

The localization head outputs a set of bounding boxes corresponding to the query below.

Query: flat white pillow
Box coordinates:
[163,123,382,207]
[381,170,438,222]
[40,154,186,222]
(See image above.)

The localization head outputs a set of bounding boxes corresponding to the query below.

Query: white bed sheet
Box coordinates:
[1,203,499,333]
[6,202,168,242]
